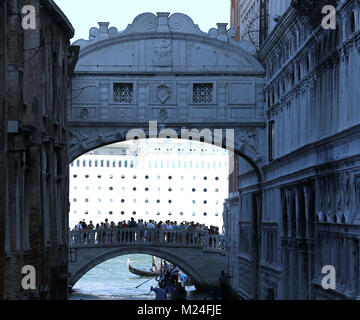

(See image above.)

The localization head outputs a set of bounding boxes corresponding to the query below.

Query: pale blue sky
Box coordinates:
[54,0,230,42]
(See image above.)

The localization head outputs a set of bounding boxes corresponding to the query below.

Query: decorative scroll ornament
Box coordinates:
[73,12,253,52]
[73,22,118,49]
[156,83,171,104]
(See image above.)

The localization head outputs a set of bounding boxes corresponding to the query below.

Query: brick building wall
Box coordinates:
[230,0,241,40]
[0,0,78,300]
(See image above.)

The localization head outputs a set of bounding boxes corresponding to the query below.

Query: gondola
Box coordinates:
[127,258,161,277]
[127,257,194,286]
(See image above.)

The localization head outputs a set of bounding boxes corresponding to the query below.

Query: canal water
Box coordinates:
[69,254,213,300]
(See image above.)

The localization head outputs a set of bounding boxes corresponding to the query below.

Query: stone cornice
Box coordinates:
[263,123,360,173]
[75,31,265,74]
[41,0,75,39]
[73,12,257,56]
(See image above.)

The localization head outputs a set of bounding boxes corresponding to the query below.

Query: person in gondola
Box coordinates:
[163,272,174,294]
[170,282,187,300]
[150,283,167,300]
[218,270,232,300]
[163,261,171,273]
[150,256,158,273]
[170,265,180,277]
[157,270,166,283]
[178,271,188,286]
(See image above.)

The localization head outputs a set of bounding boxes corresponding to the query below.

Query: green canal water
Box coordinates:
[69,254,215,300]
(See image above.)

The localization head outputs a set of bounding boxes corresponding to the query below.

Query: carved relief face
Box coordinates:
[154,39,172,57]
[80,108,89,120]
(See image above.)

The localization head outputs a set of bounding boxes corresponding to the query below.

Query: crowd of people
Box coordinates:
[71,218,223,248]
[72,218,221,235]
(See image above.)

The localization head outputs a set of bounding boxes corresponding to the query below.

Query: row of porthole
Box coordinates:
[153,148,225,153]
[73,198,220,204]
[74,210,219,216]
[74,186,221,193]
[73,174,220,181]
[73,187,220,193]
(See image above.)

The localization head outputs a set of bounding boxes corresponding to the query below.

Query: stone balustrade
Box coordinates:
[69,228,224,251]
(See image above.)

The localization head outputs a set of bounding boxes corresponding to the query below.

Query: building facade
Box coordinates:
[226,0,360,299]
[0,0,78,300]
[69,139,229,229]
[230,0,261,46]
[230,0,292,47]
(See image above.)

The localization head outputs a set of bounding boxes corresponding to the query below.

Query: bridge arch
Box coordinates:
[69,246,215,289]
[68,128,263,184]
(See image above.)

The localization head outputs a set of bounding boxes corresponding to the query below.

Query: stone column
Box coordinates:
[98,82,109,120]
[177,82,188,121]
[303,184,310,239]
[0,1,7,300]
[331,54,339,132]
[217,81,227,121]
[285,189,291,238]
[338,20,347,129]
[137,82,147,122]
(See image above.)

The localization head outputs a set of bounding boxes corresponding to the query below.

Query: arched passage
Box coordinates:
[69,132,263,183]
[69,246,220,289]
[68,134,263,295]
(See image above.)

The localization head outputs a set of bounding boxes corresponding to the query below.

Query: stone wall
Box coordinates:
[0,0,77,300]
[226,0,360,300]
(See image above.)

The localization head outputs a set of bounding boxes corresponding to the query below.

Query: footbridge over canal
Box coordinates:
[68,228,226,289]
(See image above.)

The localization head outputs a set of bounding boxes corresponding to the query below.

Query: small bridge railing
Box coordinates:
[69,228,224,251]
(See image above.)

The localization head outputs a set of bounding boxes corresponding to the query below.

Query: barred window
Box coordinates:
[113,83,133,104]
[193,83,213,104]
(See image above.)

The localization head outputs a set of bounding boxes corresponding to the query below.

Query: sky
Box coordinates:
[54,0,230,42]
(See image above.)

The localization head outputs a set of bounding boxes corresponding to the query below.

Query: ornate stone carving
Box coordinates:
[98,133,107,144]
[168,13,204,35]
[117,129,129,141]
[69,130,88,147]
[80,108,89,120]
[235,129,257,151]
[73,11,259,57]
[154,39,172,67]
[124,12,158,33]
[156,83,171,104]
[208,23,237,43]
[73,22,118,49]
[208,28,218,39]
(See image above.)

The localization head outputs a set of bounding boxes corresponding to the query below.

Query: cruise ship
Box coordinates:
[69,139,229,230]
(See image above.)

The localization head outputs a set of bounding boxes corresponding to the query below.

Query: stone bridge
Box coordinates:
[68,12,266,178]
[68,228,226,290]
